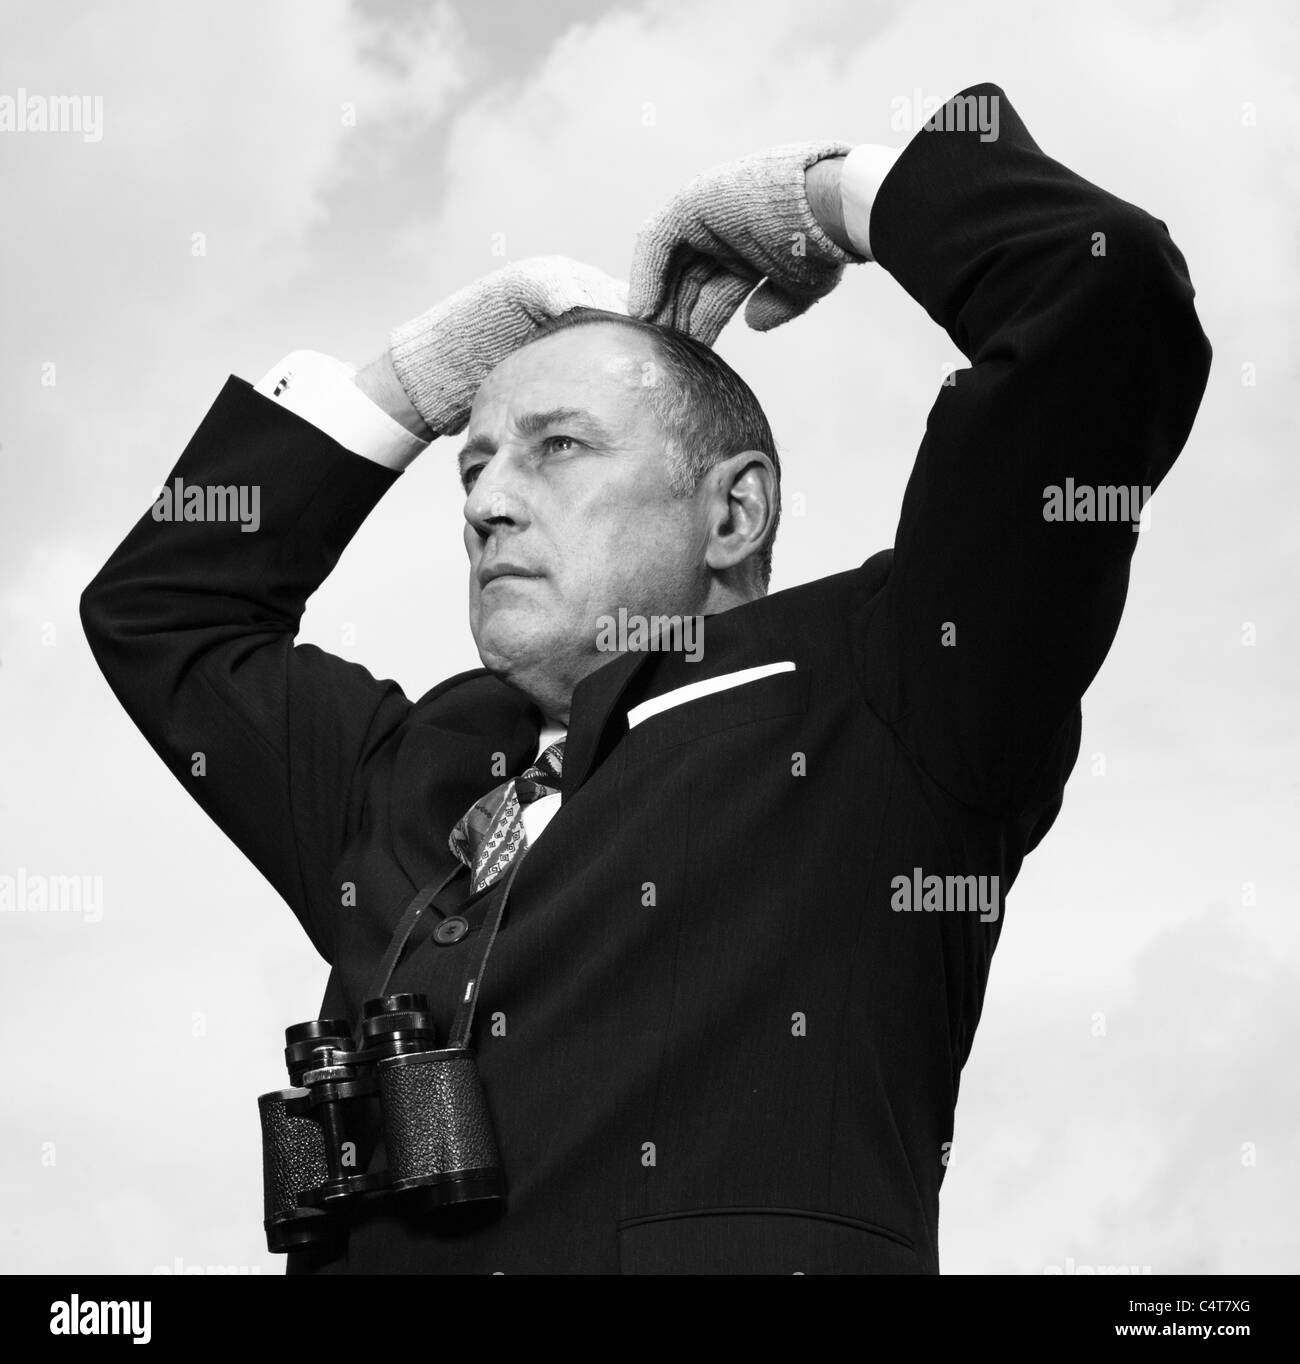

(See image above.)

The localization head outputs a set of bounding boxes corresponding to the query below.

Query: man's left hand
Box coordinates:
[628,142,864,345]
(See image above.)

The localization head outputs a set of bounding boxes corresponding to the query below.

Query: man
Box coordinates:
[81,84,1211,1274]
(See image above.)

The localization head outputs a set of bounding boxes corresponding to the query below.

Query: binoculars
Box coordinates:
[256,993,504,1254]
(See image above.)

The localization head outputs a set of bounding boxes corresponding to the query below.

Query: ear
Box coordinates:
[703,450,777,577]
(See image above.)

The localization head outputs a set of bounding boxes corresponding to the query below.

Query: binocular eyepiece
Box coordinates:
[257,993,504,1254]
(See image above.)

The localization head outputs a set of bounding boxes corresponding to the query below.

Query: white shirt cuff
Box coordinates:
[253,350,428,471]
[839,143,905,262]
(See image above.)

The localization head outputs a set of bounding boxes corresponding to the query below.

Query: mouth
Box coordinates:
[477,563,542,589]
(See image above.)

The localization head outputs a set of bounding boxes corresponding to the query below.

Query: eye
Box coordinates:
[542,434,578,454]
[461,464,484,492]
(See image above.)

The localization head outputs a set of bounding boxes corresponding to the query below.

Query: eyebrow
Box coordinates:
[457,408,613,470]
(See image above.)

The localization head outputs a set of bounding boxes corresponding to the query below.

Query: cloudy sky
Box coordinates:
[2,0,1297,1274]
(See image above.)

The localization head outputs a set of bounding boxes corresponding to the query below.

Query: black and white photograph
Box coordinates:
[1,0,1295,1326]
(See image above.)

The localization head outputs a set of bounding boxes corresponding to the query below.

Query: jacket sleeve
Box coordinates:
[855,83,1213,816]
[80,378,411,962]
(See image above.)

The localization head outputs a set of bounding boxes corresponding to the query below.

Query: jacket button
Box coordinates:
[434,916,469,945]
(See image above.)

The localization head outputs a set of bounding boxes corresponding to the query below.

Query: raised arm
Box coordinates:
[854,85,1211,813]
[80,258,628,959]
[628,84,1212,815]
[79,386,406,962]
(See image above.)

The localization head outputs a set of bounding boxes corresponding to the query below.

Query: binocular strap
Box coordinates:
[365,861,525,1053]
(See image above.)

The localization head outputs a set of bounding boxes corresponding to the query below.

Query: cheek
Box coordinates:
[575,503,698,604]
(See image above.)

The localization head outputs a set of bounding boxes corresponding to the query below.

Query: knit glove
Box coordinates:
[628,142,863,346]
[389,256,629,436]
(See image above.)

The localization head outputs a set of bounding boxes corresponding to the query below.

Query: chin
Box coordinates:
[475,612,565,683]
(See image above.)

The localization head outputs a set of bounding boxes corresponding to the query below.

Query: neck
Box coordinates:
[503,575,766,726]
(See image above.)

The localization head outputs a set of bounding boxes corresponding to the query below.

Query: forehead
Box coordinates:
[467,323,663,434]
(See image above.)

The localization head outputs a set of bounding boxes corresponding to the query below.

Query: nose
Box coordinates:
[463,450,530,541]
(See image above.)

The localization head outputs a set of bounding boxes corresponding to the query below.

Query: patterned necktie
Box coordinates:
[449,740,565,894]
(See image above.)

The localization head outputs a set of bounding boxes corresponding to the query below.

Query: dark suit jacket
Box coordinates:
[81,86,1211,1274]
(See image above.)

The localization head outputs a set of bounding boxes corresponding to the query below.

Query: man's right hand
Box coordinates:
[380,257,629,439]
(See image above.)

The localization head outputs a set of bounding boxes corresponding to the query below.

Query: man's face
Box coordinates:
[459,323,710,717]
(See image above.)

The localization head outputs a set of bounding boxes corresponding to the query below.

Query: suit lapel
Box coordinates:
[407,584,830,830]
[560,650,651,802]
[392,674,540,895]
[560,598,783,800]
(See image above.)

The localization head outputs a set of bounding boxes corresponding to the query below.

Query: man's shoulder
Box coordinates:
[766,549,893,614]
[408,666,535,730]
[378,667,538,796]
[706,549,893,648]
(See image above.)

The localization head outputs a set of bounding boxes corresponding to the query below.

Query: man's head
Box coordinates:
[458,308,780,721]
